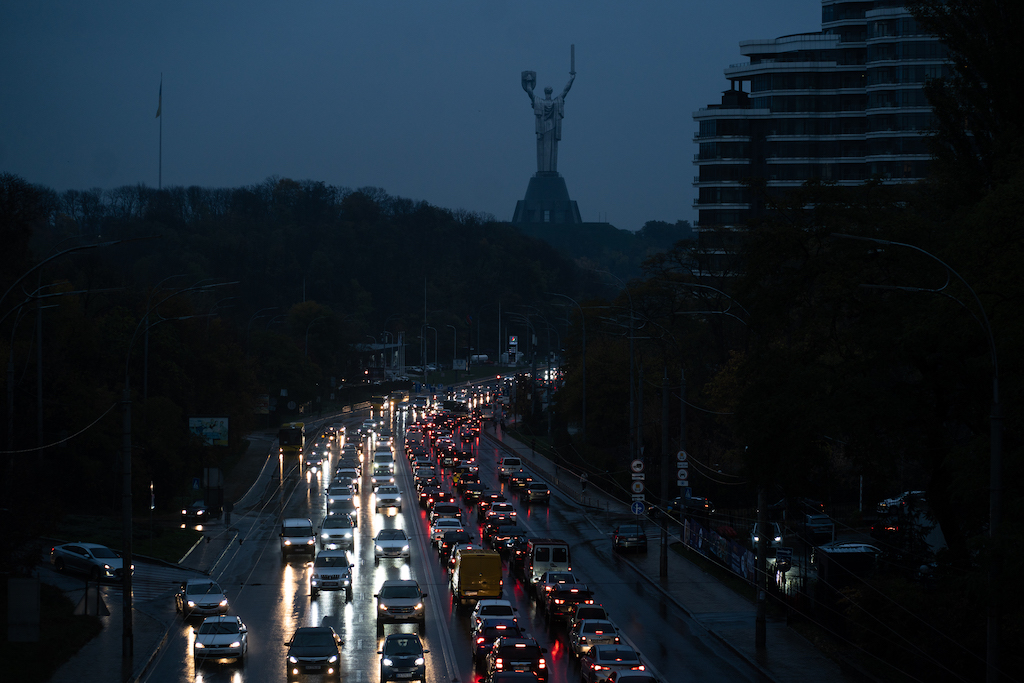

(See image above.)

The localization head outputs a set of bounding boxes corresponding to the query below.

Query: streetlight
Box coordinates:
[834,233,1002,680]
[547,292,586,441]
[120,279,235,676]
[446,324,457,371]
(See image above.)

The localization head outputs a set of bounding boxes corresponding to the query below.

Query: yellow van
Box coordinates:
[451,549,503,608]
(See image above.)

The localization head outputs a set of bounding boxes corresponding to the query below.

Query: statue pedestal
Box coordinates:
[512,172,582,224]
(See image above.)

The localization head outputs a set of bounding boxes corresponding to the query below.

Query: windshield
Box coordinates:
[383,636,422,655]
[481,605,513,615]
[291,630,335,648]
[377,529,407,541]
[90,547,118,559]
[499,645,541,659]
[315,556,349,567]
[380,584,421,599]
[322,516,352,529]
[198,621,239,635]
[186,582,222,595]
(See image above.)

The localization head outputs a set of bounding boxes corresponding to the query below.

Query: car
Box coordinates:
[498,456,524,480]
[485,502,518,523]
[471,598,518,627]
[325,483,357,507]
[371,467,396,490]
[445,542,479,573]
[175,579,229,618]
[750,521,783,549]
[438,529,474,559]
[802,514,835,544]
[378,632,429,682]
[429,502,463,523]
[462,482,487,502]
[509,471,533,492]
[430,518,465,545]
[180,500,209,527]
[419,485,445,508]
[327,497,359,521]
[545,583,595,623]
[303,450,326,475]
[484,636,548,681]
[580,644,646,683]
[612,524,648,553]
[375,579,427,634]
[606,673,659,683]
[486,522,523,551]
[319,514,356,550]
[375,485,403,512]
[310,549,354,600]
[667,496,714,515]
[487,674,541,683]
[281,518,317,557]
[285,626,343,680]
[374,528,411,565]
[568,603,612,632]
[568,618,621,657]
[534,570,580,604]
[193,615,247,666]
[49,542,132,582]
[332,468,360,492]
[877,490,926,515]
[471,617,523,669]
[523,482,551,504]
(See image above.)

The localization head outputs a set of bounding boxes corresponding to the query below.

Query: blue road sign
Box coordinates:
[630,501,645,515]
[192,477,201,490]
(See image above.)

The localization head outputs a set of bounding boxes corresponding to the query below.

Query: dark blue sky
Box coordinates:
[1,1,822,231]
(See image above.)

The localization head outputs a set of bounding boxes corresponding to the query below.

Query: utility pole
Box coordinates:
[756,484,767,648]
[660,368,670,579]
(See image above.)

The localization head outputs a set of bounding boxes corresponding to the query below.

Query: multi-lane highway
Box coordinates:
[133,395,768,683]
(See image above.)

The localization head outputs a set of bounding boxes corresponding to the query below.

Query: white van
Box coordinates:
[280,517,316,557]
[498,456,523,480]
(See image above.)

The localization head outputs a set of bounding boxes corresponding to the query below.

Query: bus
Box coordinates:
[279,422,305,458]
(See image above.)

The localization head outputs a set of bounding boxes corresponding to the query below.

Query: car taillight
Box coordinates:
[538,658,546,668]
[476,637,485,644]
[633,665,646,670]
[495,658,503,669]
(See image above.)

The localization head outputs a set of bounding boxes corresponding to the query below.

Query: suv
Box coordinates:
[375,579,428,634]
[485,636,548,681]
[612,524,648,553]
[281,518,316,557]
[285,626,343,680]
[378,632,428,683]
[310,550,354,600]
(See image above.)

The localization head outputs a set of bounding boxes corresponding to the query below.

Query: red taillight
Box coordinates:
[495,658,503,669]
[538,659,546,668]
[476,637,485,644]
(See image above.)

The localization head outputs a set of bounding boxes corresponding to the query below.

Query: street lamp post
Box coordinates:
[834,233,1002,681]
[547,292,586,441]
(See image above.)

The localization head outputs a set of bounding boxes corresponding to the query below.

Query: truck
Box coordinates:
[451,549,503,608]
[278,422,305,459]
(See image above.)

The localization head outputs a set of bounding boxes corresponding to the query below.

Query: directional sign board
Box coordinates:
[630,501,645,515]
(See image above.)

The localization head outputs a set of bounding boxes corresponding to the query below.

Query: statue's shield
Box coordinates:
[521,70,537,93]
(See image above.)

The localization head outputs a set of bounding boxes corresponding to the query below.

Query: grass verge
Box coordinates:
[51,514,203,564]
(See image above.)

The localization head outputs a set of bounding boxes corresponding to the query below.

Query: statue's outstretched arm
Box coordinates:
[561,72,575,98]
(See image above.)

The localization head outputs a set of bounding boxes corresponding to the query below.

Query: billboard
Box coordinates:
[188,417,229,447]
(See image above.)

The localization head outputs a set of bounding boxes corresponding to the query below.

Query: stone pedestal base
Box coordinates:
[512,172,582,224]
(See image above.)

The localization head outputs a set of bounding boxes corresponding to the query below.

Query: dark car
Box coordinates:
[477,492,507,520]
[667,496,715,516]
[471,617,523,669]
[378,632,428,683]
[462,482,487,502]
[545,583,596,623]
[438,529,474,559]
[612,524,648,553]
[485,636,549,681]
[180,500,210,527]
[484,521,521,549]
[285,626,343,680]
[509,471,533,492]
[419,485,444,508]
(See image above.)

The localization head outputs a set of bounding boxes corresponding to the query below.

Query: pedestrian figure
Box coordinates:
[580,472,588,493]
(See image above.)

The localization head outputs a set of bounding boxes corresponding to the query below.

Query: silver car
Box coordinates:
[374,528,411,565]
[310,550,354,600]
[568,619,621,657]
[193,615,247,665]
[175,579,229,618]
[375,579,427,634]
[49,542,131,582]
[320,514,356,550]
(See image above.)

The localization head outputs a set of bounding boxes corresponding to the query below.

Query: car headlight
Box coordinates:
[196,510,203,515]
[379,604,388,610]
[382,658,394,666]
[414,602,423,610]
[289,656,298,663]
[219,599,228,607]
[329,655,338,663]
[195,642,205,648]
[376,545,384,552]
[181,509,188,515]
[284,540,292,545]
[402,545,409,552]
[415,657,425,665]
[187,600,196,607]
[322,533,330,539]
[306,539,315,545]
[311,577,319,586]
[229,641,241,648]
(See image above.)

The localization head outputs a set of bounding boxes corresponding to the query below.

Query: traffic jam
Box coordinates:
[291,391,657,683]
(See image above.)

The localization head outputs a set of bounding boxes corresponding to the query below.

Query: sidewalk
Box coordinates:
[487,422,863,683]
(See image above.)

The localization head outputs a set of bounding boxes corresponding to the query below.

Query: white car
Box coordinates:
[326,483,358,507]
[375,486,403,512]
[751,522,783,549]
[310,549,354,600]
[193,615,247,665]
[175,579,229,618]
[470,599,518,627]
[430,518,465,545]
[371,467,396,490]
[320,514,356,550]
[568,619,620,657]
[50,542,132,582]
[374,528,411,565]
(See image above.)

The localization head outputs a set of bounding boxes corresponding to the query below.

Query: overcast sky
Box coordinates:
[1,1,822,232]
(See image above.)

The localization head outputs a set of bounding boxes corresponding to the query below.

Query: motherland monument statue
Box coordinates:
[522,45,576,174]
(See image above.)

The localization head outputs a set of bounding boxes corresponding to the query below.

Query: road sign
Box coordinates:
[683,487,692,499]
[677,468,688,481]
[630,459,644,473]
[631,481,644,494]
[631,473,645,481]
[776,547,794,564]
[678,460,689,469]
[192,477,200,491]
[677,479,689,487]
[630,501,645,515]
[631,494,645,502]
[677,450,688,462]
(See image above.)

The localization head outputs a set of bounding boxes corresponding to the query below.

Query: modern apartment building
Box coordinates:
[693,0,947,241]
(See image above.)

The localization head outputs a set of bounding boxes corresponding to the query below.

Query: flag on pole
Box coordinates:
[155,76,162,118]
